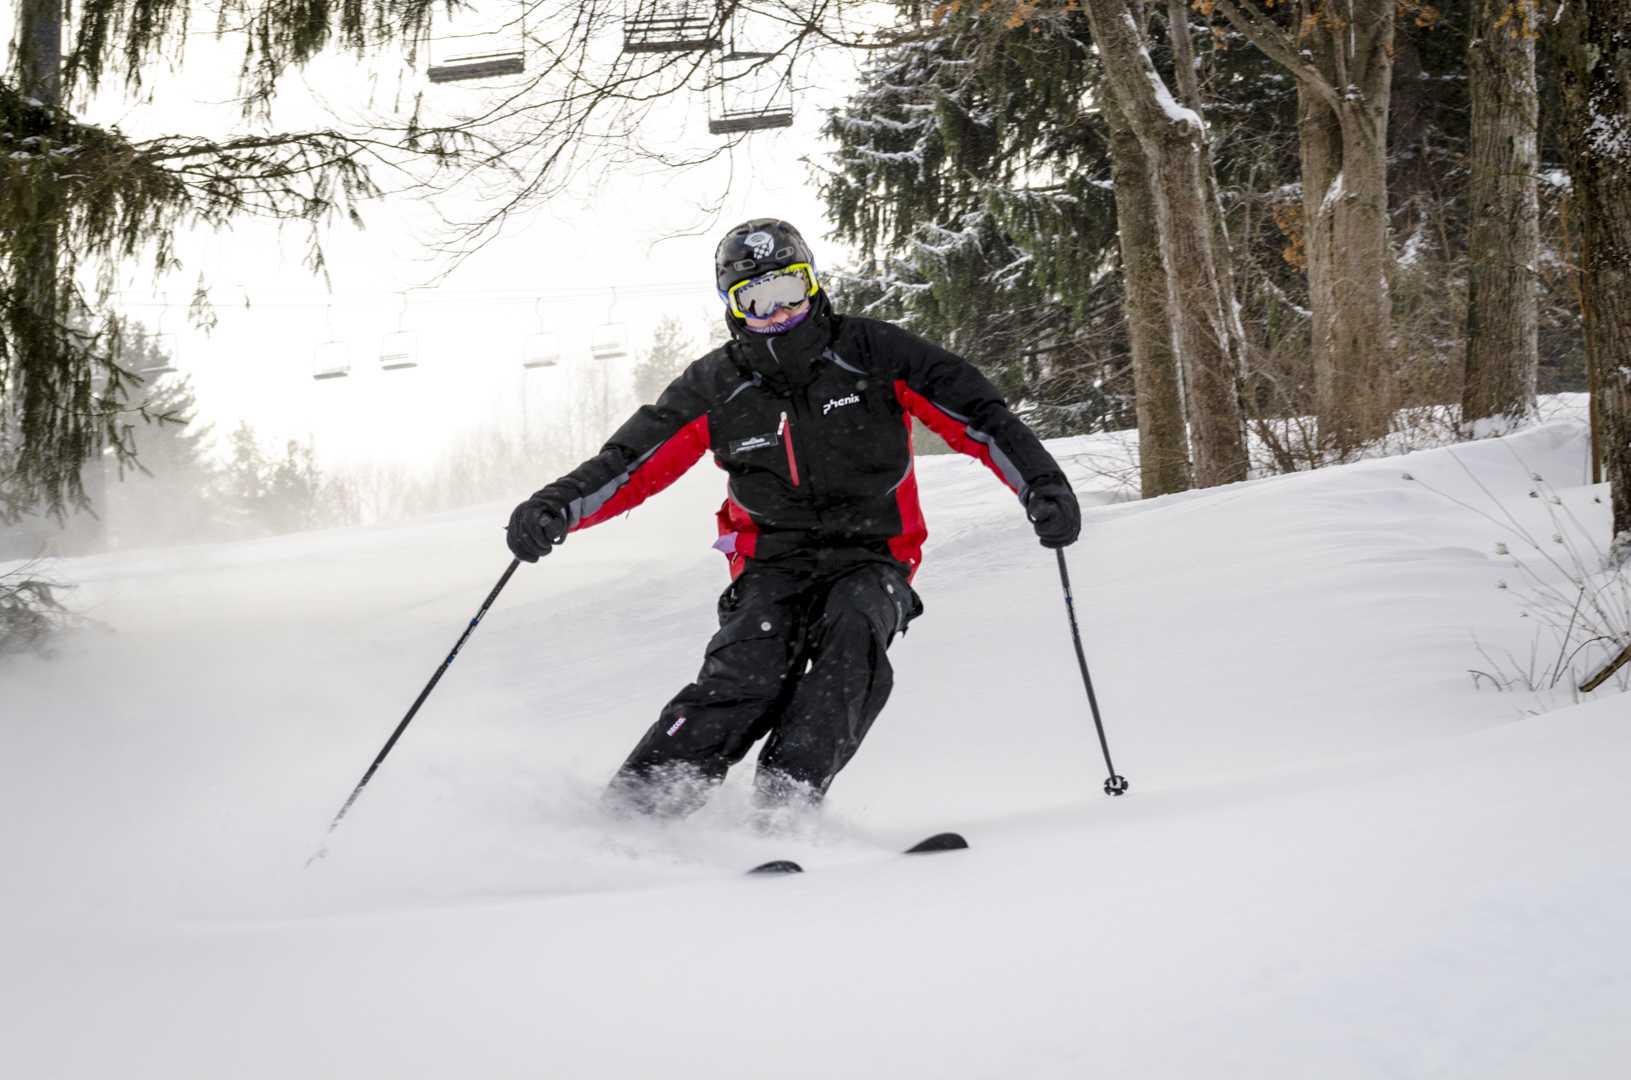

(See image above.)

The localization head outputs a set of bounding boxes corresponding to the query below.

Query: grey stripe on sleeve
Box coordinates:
[568,471,628,526]
[567,441,666,525]
[962,426,1027,499]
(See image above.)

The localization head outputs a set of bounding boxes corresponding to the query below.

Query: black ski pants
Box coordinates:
[609,557,920,816]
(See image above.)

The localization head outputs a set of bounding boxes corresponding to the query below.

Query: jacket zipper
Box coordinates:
[779,411,800,486]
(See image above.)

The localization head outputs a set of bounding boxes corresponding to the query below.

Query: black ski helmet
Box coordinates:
[715,219,817,293]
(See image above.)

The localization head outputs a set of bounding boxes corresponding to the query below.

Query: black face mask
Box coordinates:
[728,293,837,388]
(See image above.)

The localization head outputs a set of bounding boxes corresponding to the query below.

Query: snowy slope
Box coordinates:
[2,421,1628,1078]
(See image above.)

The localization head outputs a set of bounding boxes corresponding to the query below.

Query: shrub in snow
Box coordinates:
[1410,450,1631,704]
[0,561,76,654]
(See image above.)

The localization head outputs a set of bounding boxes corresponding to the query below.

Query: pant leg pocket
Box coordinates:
[697,585,803,699]
[705,607,792,656]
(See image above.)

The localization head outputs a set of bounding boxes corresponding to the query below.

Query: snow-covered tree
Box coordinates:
[820,5,1134,443]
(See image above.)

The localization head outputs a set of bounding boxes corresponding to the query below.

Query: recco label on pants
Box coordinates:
[666,717,687,736]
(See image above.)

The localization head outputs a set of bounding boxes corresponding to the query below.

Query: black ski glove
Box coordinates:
[1025,480,1081,549]
[507,491,570,562]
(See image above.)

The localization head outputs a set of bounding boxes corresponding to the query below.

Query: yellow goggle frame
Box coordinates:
[726,263,820,319]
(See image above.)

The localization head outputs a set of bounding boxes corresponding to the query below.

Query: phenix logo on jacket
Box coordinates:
[528,306,1067,581]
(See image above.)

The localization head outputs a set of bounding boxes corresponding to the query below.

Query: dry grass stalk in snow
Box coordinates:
[1405,447,1631,703]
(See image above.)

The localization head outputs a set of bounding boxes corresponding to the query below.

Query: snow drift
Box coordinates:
[1,419,1627,1078]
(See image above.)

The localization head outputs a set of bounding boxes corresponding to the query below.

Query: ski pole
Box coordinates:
[1054,548,1128,796]
[306,558,522,866]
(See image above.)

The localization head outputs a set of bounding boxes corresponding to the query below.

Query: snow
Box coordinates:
[1321,168,1346,216]
[3,420,1629,1077]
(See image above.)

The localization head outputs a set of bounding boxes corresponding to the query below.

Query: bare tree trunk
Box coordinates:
[1556,0,1631,535]
[1213,0,1394,456]
[1085,0,1249,488]
[16,0,62,103]
[1102,89,1192,497]
[1462,0,1540,432]
[1165,0,1245,329]
[1298,0,1393,453]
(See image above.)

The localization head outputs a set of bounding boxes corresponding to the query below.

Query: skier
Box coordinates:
[507,218,1080,817]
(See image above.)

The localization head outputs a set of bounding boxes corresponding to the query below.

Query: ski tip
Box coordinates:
[748,859,804,875]
[905,832,969,854]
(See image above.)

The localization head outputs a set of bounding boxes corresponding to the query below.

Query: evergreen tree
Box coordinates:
[632,315,695,405]
[0,326,217,558]
[820,4,1130,438]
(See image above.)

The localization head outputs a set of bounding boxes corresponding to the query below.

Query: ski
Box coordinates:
[905,831,968,853]
[747,832,968,875]
[748,859,804,875]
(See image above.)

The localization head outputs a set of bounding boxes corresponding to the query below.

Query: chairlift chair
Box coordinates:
[427,2,525,82]
[708,48,793,135]
[429,50,524,82]
[523,331,560,368]
[314,343,351,380]
[379,294,419,370]
[589,324,628,360]
[623,0,720,53]
[313,306,351,381]
[589,290,628,360]
[143,333,179,375]
[142,296,178,374]
[379,332,418,369]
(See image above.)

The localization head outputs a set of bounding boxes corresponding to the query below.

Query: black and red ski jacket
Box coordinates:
[534,299,1067,580]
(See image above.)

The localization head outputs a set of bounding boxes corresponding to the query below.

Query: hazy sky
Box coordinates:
[70,5,872,469]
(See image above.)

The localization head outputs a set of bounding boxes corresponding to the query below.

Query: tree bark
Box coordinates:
[1297,0,1394,453]
[1084,0,1249,488]
[1557,0,1631,535]
[1165,0,1245,328]
[1462,0,1540,432]
[1212,0,1394,456]
[1102,89,1192,497]
[16,0,62,103]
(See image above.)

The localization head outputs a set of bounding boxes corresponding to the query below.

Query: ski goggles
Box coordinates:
[724,263,819,319]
